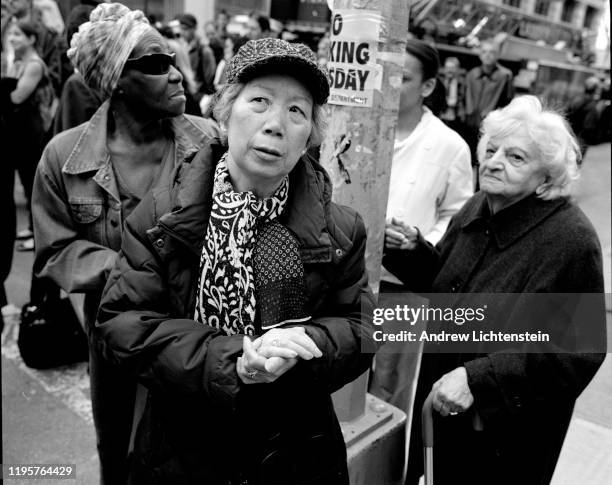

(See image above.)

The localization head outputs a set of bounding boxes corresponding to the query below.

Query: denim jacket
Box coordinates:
[32,100,219,328]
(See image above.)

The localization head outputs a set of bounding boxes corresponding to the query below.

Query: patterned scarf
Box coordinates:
[194,155,289,336]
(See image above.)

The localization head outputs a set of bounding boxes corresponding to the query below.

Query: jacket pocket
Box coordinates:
[69,197,105,243]
[69,197,104,224]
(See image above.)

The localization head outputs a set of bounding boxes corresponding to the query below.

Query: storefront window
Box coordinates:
[561,0,576,23]
[502,0,522,8]
[583,6,599,30]
[534,0,551,17]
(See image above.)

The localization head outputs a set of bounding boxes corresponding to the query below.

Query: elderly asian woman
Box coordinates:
[32,4,218,484]
[384,96,606,485]
[95,38,376,485]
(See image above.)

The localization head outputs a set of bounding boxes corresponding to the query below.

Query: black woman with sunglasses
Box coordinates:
[31,4,219,484]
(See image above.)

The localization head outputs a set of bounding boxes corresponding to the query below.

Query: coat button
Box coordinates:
[155,238,164,248]
[335,248,344,257]
[110,219,119,227]
[485,229,490,236]
[104,174,110,181]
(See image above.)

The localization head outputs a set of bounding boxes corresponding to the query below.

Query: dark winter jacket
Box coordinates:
[96,142,376,485]
[384,191,606,485]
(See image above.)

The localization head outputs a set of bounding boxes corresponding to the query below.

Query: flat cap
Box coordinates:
[226,38,329,104]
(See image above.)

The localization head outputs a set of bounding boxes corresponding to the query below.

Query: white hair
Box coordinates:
[477,95,581,200]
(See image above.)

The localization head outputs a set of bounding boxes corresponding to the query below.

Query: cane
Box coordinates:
[422,391,435,485]
[422,390,484,485]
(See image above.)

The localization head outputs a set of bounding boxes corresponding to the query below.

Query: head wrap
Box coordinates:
[67,2,152,99]
[404,39,440,81]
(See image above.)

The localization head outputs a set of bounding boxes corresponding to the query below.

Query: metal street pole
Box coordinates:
[321,1,410,483]
[320,0,409,295]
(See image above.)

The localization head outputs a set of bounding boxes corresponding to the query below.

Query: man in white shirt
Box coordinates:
[383,40,473,290]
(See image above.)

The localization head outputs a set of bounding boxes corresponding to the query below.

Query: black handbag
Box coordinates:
[18,292,89,369]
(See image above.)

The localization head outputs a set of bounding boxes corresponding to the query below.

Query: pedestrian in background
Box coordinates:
[439,56,466,135]
[53,1,103,134]
[175,12,216,102]
[465,39,514,186]
[3,19,53,252]
[204,19,223,65]
[246,12,272,40]
[567,75,600,159]
[12,2,62,97]
[158,24,201,116]
[96,37,376,485]
[212,34,247,92]
[385,96,606,485]
[32,4,219,483]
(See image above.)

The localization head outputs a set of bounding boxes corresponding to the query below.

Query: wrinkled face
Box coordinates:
[479,128,548,206]
[479,42,499,67]
[225,74,314,195]
[398,52,434,114]
[7,24,35,54]
[117,31,185,119]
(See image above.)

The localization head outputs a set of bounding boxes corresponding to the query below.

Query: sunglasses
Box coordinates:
[124,52,176,75]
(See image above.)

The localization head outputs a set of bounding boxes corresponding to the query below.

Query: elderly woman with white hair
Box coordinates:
[384,96,606,485]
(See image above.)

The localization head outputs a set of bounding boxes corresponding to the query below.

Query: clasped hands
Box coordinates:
[236,327,322,385]
[385,217,419,250]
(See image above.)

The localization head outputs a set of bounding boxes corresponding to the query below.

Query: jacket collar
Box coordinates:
[476,63,505,80]
[157,149,334,263]
[462,192,568,249]
[62,101,207,175]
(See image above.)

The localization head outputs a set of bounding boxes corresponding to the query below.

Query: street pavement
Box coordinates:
[2,143,611,485]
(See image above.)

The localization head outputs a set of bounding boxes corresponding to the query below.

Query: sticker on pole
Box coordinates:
[327,9,383,108]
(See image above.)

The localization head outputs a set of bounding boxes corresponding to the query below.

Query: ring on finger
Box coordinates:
[247,369,258,379]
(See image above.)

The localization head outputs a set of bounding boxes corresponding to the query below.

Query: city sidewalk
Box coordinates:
[2,143,611,484]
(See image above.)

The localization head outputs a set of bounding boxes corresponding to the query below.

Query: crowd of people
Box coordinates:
[1,2,609,485]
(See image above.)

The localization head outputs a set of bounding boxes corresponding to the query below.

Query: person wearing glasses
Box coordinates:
[95,38,376,484]
[31,4,219,484]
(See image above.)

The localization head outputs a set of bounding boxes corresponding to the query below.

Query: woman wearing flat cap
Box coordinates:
[384,96,606,485]
[31,3,219,484]
[96,37,376,484]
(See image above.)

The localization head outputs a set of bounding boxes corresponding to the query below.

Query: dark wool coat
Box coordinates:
[96,142,376,485]
[384,191,606,485]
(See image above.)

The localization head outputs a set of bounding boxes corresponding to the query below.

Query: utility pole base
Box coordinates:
[344,393,406,485]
